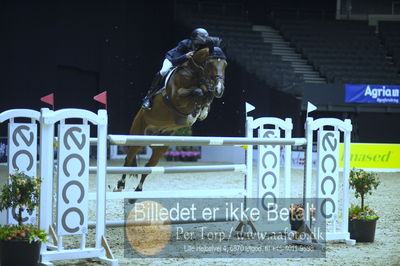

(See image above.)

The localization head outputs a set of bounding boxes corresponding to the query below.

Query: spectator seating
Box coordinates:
[177,3,400,89]
[275,19,400,85]
[379,21,400,72]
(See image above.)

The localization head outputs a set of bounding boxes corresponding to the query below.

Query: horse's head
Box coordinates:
[204,47,227,98]
[192,47,227,98]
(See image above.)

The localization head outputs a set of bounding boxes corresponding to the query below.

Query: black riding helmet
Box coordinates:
[191,28,209,49]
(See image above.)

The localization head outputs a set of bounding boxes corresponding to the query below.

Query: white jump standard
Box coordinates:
[0,109,40,226]
[0,104,354,265]
[39,108,116,265]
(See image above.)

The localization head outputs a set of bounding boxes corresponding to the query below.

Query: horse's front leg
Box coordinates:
[176,86,204,97]
[198,104,211,121]
[198,94,214,121]
[192,88,204,97]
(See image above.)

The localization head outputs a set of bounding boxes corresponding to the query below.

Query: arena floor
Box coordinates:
[1,159,399,265]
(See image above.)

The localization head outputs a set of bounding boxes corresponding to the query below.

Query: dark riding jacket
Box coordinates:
[165,39,193,66]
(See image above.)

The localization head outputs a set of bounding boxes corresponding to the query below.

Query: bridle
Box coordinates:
[189,56,225,93]
[200,74,225,93]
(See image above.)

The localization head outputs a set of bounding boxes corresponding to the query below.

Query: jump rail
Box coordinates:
[88,189,245,200]
[88,217,239,228]
[88,164,247,175]
[108,134,307,146]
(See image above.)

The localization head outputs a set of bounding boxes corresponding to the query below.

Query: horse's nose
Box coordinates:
[214,80,224,98]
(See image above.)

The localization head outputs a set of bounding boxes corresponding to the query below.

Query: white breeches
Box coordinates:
[160,59,173,76]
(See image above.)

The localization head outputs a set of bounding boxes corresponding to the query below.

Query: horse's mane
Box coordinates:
[192,48,209,64]
[208,47,226,60]
[191,46,226,67]
[180,46,226,77]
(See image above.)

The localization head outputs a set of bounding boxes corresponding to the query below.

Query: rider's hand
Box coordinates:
[185,51,194,59]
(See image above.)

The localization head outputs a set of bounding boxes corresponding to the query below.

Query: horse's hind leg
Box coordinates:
[115,145,143,191]
[135,145,169,192]
[128,146,168,204]
[116,110,146,191]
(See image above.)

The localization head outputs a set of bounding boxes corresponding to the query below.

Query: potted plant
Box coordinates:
[0,171,47,266]
[187,148,201,162]
[175,127,198,161]
[164,148,174,161]
[348,168,381,242]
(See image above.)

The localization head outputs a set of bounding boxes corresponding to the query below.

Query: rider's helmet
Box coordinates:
[191,28,209,49]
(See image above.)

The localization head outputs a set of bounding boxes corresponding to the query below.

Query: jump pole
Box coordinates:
[108,134,306,146]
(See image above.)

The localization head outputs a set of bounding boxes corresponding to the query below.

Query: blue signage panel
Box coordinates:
[345,84,400,104]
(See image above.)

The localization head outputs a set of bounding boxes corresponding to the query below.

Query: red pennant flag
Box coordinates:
[93,91,107,110]
[40,93,54,110]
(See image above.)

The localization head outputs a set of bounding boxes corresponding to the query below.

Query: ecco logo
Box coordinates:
[11,125,35,172]
[58,126,89,234]
[319,131,338,219]
[260,130,279,211]
[9,124,37,223]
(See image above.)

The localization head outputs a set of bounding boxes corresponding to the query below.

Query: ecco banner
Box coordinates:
[57,124,90,235]
[317,130,339,222]
[257,128,285,232]
[8,123,37,224]
[345,84,400,104]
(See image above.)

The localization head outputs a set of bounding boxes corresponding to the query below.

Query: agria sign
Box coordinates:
[345,84,400,104]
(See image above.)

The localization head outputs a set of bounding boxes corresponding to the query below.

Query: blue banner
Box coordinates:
[345,84,400,104]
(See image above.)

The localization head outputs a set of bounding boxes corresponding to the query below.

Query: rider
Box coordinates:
[142,28,221,109]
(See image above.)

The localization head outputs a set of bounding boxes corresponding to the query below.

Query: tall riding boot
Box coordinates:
[142,72,163,109]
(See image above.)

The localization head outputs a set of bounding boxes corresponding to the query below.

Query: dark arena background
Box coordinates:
[1,0,400,141]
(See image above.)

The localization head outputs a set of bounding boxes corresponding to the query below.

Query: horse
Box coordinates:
[115,46,227,193]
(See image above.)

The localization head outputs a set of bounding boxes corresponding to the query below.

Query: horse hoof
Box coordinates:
[130,174,139,179]
[128,199,137,204]
[117,180,125,190]
[193,88,204,97]
[113,185,125,192]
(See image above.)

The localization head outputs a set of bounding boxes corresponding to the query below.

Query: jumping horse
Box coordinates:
[115,46,227,192]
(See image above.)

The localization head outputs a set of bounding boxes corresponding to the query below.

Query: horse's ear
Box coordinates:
[193,48,209,64]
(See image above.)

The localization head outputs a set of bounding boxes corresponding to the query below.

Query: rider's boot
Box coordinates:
[142,72,163,110]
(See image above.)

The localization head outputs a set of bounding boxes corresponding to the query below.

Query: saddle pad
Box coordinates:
[156,67,177,95]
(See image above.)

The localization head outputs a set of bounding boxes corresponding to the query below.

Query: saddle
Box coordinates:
[155,67,177,95]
